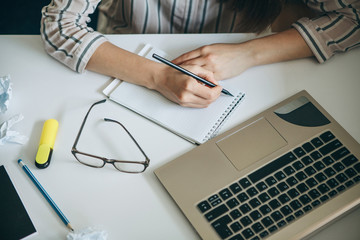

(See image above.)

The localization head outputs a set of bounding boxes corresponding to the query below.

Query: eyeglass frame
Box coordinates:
[71,99,150,173]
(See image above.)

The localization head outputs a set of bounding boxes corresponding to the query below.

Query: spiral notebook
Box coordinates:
[103,44,245,144]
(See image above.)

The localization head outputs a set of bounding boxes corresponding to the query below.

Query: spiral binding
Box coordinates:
[202,92,245,143]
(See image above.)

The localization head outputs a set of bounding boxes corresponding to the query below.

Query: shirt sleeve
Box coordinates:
[292,0,360,63]
[40,0,108,73]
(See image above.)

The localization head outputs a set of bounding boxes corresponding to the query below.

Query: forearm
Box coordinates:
[86,42,158,89]
[246,28,314,68]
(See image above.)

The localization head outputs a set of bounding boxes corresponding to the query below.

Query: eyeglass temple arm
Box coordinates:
[104,118,151,163]
[72,99,107,149]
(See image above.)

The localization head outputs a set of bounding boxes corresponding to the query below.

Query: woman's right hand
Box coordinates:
[150,63,222,108]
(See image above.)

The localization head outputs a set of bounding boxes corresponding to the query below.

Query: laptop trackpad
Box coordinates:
[216,118,287,171]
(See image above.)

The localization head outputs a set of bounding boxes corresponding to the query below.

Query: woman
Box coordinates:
[41,0,360,108]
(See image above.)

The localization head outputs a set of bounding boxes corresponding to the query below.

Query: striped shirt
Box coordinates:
[41,0,360,73]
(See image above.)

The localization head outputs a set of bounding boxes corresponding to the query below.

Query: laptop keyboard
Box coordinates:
[197,131,360,240]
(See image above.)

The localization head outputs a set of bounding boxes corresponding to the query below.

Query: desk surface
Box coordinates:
[1,34,360,240]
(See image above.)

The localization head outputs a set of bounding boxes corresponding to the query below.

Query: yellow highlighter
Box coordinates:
[35,119,59,169]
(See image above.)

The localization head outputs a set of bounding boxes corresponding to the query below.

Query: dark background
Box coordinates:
[0,0,98,34]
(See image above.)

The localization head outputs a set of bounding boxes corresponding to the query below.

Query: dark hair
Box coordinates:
[222,0,286,33]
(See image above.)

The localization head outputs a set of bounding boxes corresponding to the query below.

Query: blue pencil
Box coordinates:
[18,159,74,232]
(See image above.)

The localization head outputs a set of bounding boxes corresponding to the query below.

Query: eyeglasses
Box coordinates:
[71,99,150,173]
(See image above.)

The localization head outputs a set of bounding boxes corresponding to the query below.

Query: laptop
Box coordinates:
[154,90,360,240]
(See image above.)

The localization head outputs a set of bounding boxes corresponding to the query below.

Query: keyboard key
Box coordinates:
[277,182,289,192]
[246,187,258,197]
[331,147,350,160]
[209,194,220,202]
[277,220,287,228]
[229,234,244,240]
[241,228,255,239]
[237,192,249,203]
[258,192,270,203]
[318,183,330,194]
[297,183,309,193]
[345,180,354,187]
[249,210,262,221]
[301,156,313,166]
[278,193,290,204]
[286,176,298,186]
[293,147,306,158]
[319,139,342,156]
[275,171,286,181]
[239,178,251,189]
[268,225,278,233]
[326,178,339,188]
[302,142,315,153]
[355,163,360,173]
[269,199,281,210]
[299,194,311,205]
[261,216,274,227]
[259,230,269,238]
[268,187,280,197]
[303,205,312,212]
[295,171,307,181]
[286,215,295,223]
[308,189,321,199]
[289,200,302,211]
[230,209,242,220]
[311,137,323,147]
[314,161,326,171]
[239,203,252,214]
[324,167,336,177]
[211,198,222,207]
[311,200,321,207]
[320,195,329,202]
[329,190,338,197]
[337,185,346,192]
[230,222,243,233]
[271,211,283,222]
[251,222,264,233]
[219,188,233,200]
[310,151,322,161]
[305,177,318,188]
[293,161,305,170]
[240,216,253,227]
[227,198,240,209]
[284,166,296,176]
[230,183,242,194]
[197,201,211,213]
[255,181,268,192]
[336,173,348,183]
[259,205,272,215]
[315,172,327,182]
[345,168,357,178]
[249,198,261,208]
[287,189,300,198]
[304,166,316,176]
[294,210,304,217]
[342,155,359,167]
[205,204,229,221]
[248,152,297,184]
[211,215,232,239]
[333,162,345,172]
[265,176,277,186]
[323,156,335,166]
[319,131,335,143]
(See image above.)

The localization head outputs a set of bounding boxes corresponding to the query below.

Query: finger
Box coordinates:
[172,48,202,65]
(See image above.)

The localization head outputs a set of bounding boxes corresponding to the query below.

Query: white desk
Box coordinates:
[1,34,359,240]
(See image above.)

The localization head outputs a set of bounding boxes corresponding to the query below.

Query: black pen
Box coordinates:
[152,53,234,97]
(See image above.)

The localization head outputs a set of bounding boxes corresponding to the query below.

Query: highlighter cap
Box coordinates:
[35,119,58,169]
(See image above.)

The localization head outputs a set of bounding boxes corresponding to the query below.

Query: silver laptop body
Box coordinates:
[154,90,360,240]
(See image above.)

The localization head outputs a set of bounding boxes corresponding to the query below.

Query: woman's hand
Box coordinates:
[172,43,255,81]
[151,63,222,108]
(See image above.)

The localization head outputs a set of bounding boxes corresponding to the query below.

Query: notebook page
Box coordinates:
[109,81,244,144]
